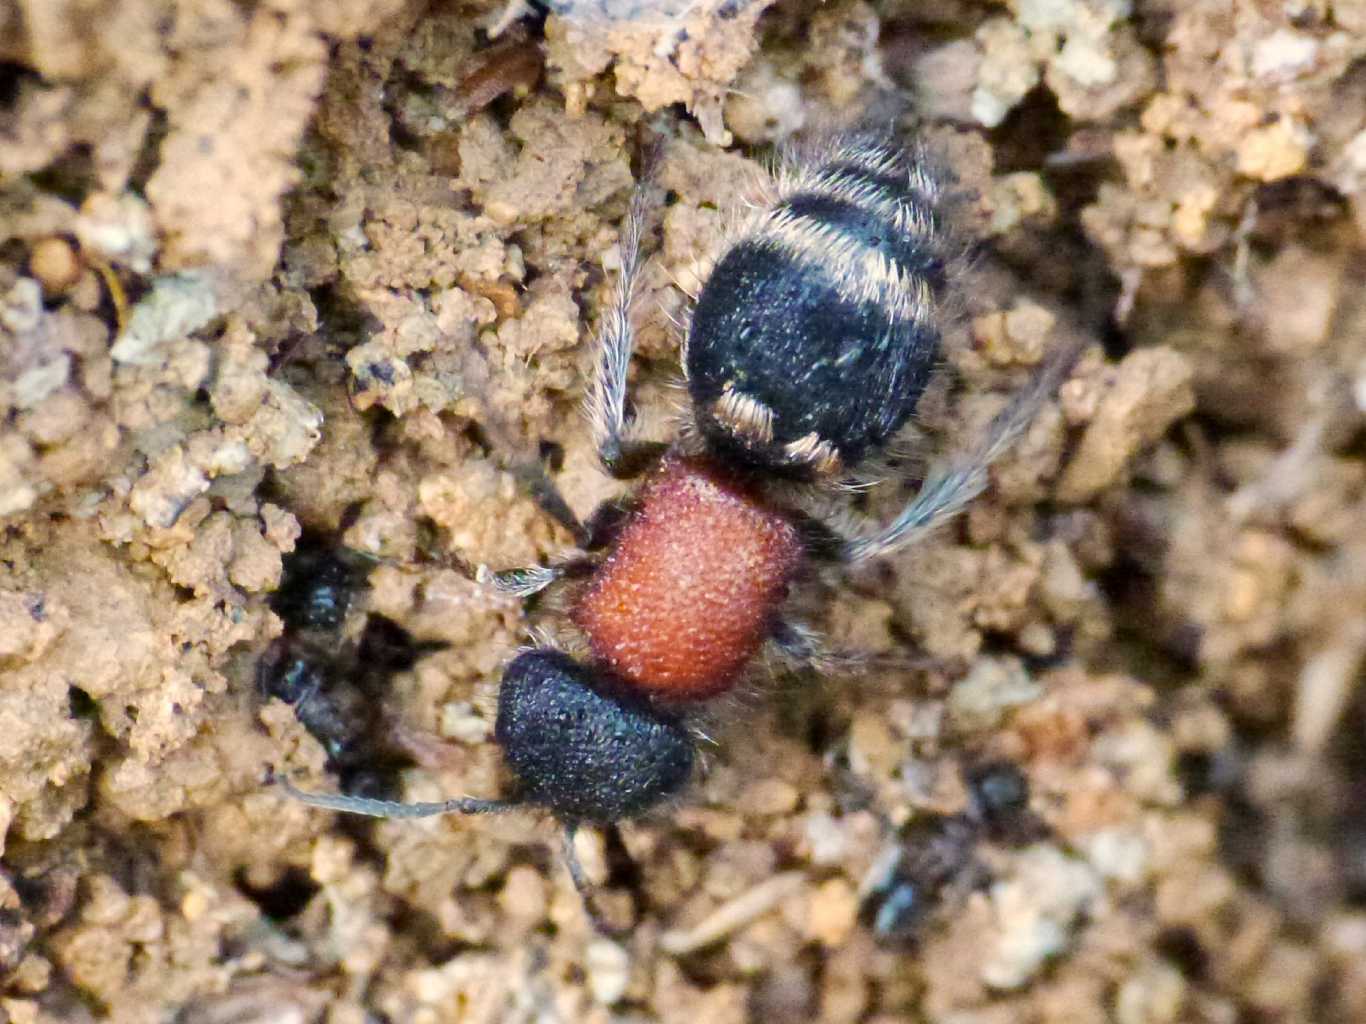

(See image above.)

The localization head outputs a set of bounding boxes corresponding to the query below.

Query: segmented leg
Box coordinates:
[769,619,945,676]
[476,563,566,599]
[274,772,516,818]
[475,502,628,599]
[277,772,623,934]
[417,508,575,599]
[837,331,1089,566]
[561,824,626,937]
[508,459,592,547]
[585,187,668,480]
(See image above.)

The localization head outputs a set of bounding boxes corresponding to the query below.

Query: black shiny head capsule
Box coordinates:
[686,133,947,478]
[269,533,372,632]
[495,649,694,824]
[967,759,1048,844]
[968,760,1030,826]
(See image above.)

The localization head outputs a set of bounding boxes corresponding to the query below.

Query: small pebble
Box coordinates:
[29,238,82,294]
[585,939,631,1005]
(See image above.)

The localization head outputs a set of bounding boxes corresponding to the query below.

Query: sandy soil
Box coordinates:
[2,0,1366,1021]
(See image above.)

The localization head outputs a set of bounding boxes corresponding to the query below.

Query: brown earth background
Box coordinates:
[2,0,1366,1021]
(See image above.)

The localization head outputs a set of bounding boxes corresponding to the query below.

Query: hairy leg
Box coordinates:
[835,329,1088,566]
[273,770,516,818]
[584,186,668,480]
[769,619,945,677]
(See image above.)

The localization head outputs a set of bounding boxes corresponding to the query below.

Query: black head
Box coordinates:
[270,535,371,633]
[966,760,1038,840]
[494,649,694,825]
[968,761,1027,817]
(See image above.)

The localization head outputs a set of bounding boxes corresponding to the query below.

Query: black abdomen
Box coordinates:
[686,135,947,477]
